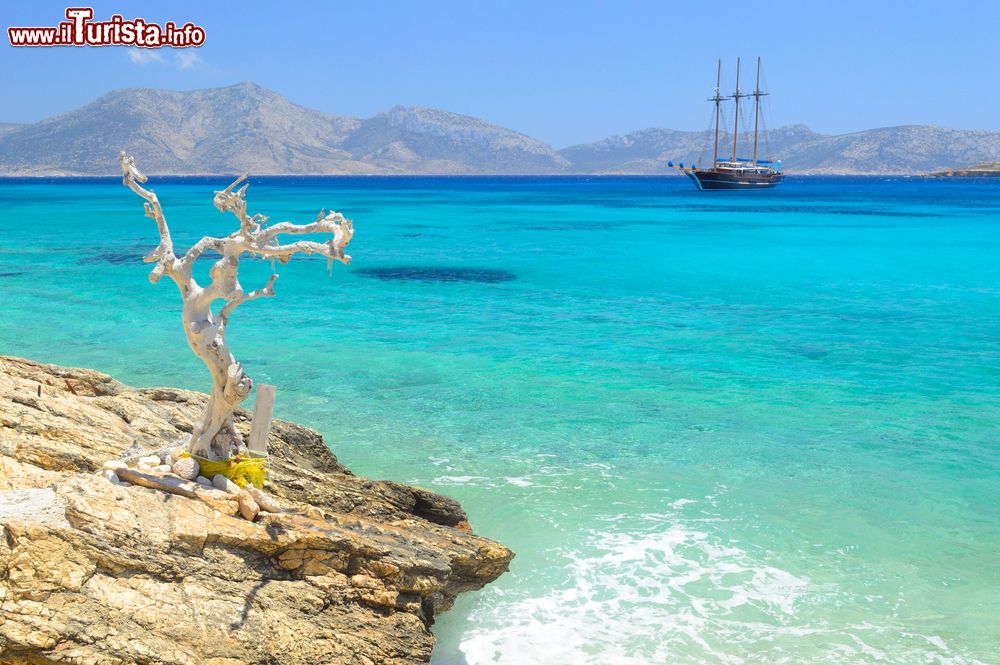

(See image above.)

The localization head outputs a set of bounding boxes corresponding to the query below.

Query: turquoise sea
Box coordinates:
[1,175,998,664]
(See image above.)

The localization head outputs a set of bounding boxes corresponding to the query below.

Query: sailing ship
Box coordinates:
[670,57,784,190]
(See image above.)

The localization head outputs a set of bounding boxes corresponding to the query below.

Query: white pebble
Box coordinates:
[138,455,161,468]
[172,457,200,480]
[102,460,128,471]
[212,474,240,494]
[152,464,173,474]
[101,469,120,485]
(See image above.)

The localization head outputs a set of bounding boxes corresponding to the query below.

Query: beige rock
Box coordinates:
[102,460,128,471]
[138,455,161,468]
[0,355,513,665]
[245,485,282,513]
[237,490,260,521]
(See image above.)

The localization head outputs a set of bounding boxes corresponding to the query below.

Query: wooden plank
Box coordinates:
[248,384,276,455]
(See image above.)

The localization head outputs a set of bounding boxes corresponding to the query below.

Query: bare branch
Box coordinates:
[219,274,279,321]
[180,236,227,272]
[251,212,353,267]
[258,209,344,242]
[212,175,256,233]
[119,150,179,284]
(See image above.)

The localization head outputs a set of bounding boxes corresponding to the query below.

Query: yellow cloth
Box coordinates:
[187,453,267,489]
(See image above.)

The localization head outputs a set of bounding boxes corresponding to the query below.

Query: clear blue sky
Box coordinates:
[2,1,997,147]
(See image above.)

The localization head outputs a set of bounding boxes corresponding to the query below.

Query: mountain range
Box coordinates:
[1,82,997,175]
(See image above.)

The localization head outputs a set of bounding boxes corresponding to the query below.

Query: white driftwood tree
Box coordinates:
[119,151,353,460]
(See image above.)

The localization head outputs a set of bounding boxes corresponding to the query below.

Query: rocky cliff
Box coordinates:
[0,356,512,664]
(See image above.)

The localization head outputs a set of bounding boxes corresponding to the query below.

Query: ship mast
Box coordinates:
[752,56,768,164]
[731,57,745,163]
[710,59,723,165]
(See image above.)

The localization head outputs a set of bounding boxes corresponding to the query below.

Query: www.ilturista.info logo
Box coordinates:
[8,7,205,48]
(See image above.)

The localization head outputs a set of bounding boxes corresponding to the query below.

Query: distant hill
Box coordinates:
[0,83,998,175]
[558,125,822,173]
[560,124,1000,175]
[0,83,566,175]
[342,106,569,173]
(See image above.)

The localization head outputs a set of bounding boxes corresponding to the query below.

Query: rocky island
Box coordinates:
[0,356,513,664]
[927,161,1000,177]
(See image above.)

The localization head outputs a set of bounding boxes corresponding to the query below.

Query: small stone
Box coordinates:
[172,457,200,481]
[152,464,173,474]
[244,486,281,513]
[196,476,213,487]
[117,481,132,488]
[212,474,240,494]
[102,460,128,471]
[237,491,260,521]
[100,469,120,485]
[138,455,161,468]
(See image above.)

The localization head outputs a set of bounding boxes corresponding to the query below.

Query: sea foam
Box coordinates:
[456,512,979,664]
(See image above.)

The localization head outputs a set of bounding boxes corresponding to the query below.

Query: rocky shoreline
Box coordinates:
[0,356,513,664]
[926,161,1000,177]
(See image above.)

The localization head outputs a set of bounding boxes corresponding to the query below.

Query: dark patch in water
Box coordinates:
[0,271,25,277]
[79,251,141,265]
[788,345,830,360]
[356,266,516,284]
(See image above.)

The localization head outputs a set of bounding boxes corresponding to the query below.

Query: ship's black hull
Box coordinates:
[685,169,784,190]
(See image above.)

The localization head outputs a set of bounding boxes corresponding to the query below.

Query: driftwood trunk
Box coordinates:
[119,151,353,459]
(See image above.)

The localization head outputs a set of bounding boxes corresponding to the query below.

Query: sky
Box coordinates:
[2,1,998,147]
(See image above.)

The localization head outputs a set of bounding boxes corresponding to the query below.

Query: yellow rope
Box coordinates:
[186,453,267,489]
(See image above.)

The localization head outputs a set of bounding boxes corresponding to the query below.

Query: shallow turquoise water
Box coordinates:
[1,176,998,663]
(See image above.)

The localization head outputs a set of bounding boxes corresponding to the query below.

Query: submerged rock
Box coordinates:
[0,356,513,664]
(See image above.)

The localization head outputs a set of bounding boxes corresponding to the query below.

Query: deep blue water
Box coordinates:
[1,175,998,664]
